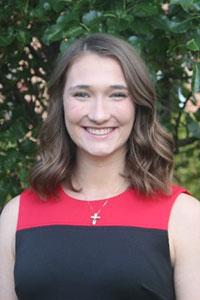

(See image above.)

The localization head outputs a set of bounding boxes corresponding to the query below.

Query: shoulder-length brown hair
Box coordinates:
[29,33,174,197]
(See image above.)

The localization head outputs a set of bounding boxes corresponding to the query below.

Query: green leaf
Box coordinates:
[188,119,200,138]
[132,3,160,17]
[193,0,200,11]
[63,26,84,39]
[0,35,13,47]
[116,14,134,32]
[82,10,102,25]
[42,24,64,45]
[170,0,200,11]
[60,38,74,54]
[57,15,67,25]
[0,28,14,47]
[150,15,169,31]
[51,1,67,12]
[59,26,84,52]
[43,2,51,11]
[187,38,200,51]
[18,168,29,187]
[131,18,153,34]
[16,30,30,44]
[192,63,200,93]
[128,36,141,51]
[103,13,116,18]
[170,0,193,11]
[56,11,79,26]
[30,7,46,19]
[167,19,192,33]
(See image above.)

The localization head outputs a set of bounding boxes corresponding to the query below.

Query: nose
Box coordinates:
[88,97,110,124]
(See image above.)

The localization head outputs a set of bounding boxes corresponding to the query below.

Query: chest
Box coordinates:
[14,225,175,300]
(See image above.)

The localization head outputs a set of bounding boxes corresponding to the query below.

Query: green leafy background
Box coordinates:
[1,0,200,207]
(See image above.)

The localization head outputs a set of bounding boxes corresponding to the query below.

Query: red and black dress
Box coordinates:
[14,185,187,300]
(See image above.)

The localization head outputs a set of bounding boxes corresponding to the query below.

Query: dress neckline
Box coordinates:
[59,184,132,203]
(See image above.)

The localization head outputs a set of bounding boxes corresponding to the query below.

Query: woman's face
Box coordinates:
[63,53,135,159]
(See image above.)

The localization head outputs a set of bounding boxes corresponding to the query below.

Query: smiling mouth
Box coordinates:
[84,127,116,136]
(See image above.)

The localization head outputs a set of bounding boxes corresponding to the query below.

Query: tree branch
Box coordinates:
[174,92,192,152]
[177,137,198,147]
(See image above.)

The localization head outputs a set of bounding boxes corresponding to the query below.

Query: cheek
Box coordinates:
[63,100,84,124]
[117,102,135,126]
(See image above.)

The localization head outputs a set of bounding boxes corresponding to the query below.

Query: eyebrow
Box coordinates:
[68,85,90,91]
[68,84,128,91]
[110,85,128,90]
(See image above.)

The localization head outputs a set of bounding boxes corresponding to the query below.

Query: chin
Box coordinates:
[84,147,120,159]
[77,143,126,159]
[88,151,113,158]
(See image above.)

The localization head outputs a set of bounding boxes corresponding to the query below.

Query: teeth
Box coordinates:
[86,127,114,136]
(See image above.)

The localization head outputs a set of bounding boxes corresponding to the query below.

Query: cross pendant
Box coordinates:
[91,212,101,225]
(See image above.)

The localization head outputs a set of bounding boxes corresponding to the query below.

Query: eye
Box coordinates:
[110,92,128,100]
[73,91,90,99]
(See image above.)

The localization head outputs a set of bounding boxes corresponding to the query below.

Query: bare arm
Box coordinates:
[0,196,20,300]
[169,193,200,299]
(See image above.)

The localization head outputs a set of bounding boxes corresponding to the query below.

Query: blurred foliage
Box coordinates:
[0,0,200,207]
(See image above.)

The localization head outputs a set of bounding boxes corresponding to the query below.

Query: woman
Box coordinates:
[0,33,200,300]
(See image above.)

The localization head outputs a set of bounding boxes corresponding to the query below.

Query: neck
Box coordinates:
[71,148,129,200]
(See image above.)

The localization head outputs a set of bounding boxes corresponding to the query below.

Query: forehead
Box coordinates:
[65,53,126,87]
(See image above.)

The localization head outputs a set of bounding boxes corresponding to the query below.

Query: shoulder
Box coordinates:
[170,192,200,228]
[169,192,200,261]
[0,195,20,254]
[169,194,200,298]
[0,195,20,227]
[0,196,20,300]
